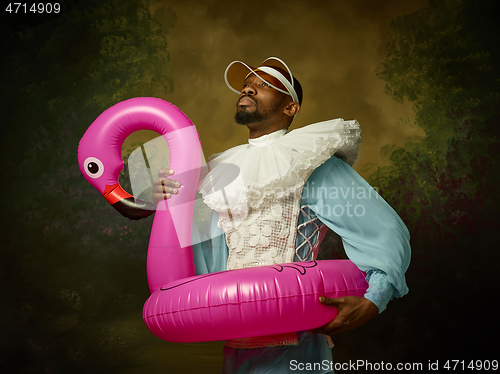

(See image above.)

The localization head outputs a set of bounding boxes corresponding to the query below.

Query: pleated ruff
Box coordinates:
[199,119,362,216]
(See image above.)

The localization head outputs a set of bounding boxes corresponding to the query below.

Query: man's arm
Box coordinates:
[302,155,411,334]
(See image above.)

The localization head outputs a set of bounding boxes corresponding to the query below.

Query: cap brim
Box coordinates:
[260,57,293,84]
[224,61,257,95]
[224,59,296,101]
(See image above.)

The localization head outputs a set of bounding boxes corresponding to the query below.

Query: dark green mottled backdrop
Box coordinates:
[1,0,498,372]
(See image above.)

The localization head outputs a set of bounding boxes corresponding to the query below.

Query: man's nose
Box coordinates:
[241,84,256,95]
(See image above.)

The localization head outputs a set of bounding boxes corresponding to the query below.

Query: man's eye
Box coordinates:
[261,82,269,87]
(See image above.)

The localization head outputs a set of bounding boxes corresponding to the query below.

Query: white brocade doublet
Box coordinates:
[199,119,362,270]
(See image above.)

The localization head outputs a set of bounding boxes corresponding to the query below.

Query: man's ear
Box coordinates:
[284,101,300,118]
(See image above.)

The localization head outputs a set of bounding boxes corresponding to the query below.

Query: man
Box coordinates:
[153,57,410,373]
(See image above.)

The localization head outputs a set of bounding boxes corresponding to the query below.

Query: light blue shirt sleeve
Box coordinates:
[302,156,411,299]
[192,209,228,274]
[364,270,396,313]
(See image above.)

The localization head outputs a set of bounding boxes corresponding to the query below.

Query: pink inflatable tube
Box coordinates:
[145,260,367,342]
[78,97,368,343]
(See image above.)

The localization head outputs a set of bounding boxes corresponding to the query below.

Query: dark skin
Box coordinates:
[236,71,299,138]
[152,71,379,336]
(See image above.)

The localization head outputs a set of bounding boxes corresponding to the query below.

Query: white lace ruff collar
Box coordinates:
[199,119,362,215]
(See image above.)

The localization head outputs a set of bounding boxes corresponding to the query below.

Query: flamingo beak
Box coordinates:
[103,183,155,220]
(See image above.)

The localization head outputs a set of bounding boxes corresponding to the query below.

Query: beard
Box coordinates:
[234,108,266,125]
[234,95,284,125]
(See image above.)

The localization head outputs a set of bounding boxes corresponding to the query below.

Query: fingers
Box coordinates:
[153,184,178,197]
[156,168,178,182]
[156,169,180,189]
[310,296,379,336]
[152,168,181,204]
[319,296,343,307]
[309,297,345,335]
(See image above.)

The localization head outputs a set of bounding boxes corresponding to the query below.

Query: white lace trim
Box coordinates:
[199,119,361,214]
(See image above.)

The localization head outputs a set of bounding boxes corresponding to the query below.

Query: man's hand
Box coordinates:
[310,296,379,336]
[152,168,180,205]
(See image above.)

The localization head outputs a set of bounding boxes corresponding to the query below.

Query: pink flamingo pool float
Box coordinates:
[78,97,367,343]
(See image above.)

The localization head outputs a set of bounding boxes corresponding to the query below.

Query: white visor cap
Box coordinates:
[224,57,300,105]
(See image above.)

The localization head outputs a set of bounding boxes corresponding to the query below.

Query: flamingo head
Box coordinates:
[77,98,162,220]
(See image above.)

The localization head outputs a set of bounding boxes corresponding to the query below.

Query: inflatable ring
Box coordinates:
[78,97,368,343]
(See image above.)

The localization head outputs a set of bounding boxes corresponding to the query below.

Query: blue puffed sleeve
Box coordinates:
[302,156,411,298]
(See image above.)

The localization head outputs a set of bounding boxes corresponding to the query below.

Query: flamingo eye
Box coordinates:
[84,157,104,179]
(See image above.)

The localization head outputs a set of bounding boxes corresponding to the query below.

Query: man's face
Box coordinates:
[234,71,289,125]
